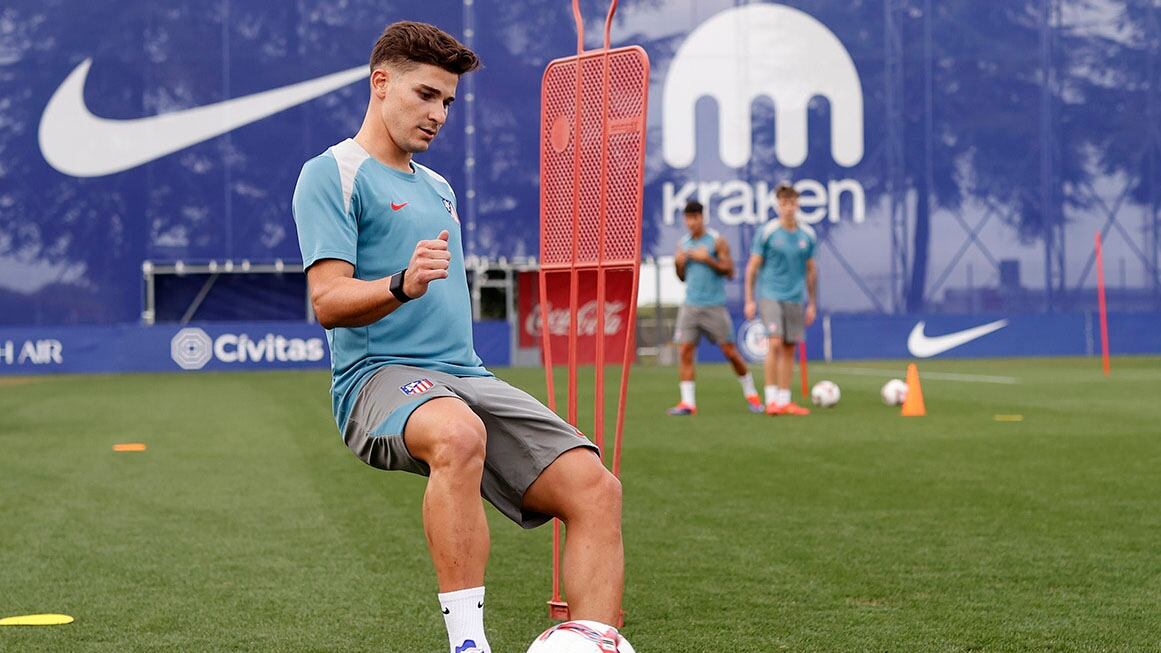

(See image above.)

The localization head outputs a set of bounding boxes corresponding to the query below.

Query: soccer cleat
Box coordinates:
[781,402,811,416]
[454,640,485,653]
[745,395,764,413]
[765,402,784,416]
[667,402,697,416]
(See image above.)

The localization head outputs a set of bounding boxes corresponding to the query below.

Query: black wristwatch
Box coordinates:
[389,269,413,303]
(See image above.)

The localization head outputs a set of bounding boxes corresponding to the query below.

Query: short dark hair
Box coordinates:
[369,21,481,76]
[775,182,799,199]
[683,200,704,215]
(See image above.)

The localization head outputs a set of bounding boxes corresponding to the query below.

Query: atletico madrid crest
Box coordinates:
[400,379,435,396]
[442,198,459,223]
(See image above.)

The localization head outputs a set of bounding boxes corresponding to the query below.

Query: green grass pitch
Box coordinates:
[2,357,1159,652]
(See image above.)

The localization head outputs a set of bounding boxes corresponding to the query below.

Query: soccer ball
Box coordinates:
[810,380,841,408]
[526,620,635,653]
[881,378,909,406]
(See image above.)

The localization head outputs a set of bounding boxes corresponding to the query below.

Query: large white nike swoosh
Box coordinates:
[39,59,367,177]
[907,319,1009,358]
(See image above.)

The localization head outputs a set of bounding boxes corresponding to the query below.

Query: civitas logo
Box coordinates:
[170,328,325,370]
[524,301,626,339]
[661,4,866,226]
[171,328,213,370]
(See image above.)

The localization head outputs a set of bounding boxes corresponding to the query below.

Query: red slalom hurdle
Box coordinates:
[537,0,649,627]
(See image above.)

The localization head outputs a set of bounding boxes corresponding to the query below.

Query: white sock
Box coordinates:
[738,374,757,397]
[679,381,696,406]
[764,385,778,405]
[439,586,490,653]
[778,389,791,406]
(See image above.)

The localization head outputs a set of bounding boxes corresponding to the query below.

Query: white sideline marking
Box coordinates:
[825,366,1018,385]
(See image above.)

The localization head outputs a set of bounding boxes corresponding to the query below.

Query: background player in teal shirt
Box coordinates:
[668,200,762,415]
[744,182,818,416]
[292,22,624,653]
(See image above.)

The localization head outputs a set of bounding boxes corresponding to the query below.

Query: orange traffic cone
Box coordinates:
[901,363,926,417]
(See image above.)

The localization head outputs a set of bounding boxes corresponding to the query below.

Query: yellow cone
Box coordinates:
[0,614,74,626]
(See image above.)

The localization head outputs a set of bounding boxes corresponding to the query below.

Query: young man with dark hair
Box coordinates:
[744,182,818,416]
[668,200,762,415]
[292,22,624,653]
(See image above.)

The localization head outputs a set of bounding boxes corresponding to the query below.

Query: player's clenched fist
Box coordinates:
[403,230,451,299]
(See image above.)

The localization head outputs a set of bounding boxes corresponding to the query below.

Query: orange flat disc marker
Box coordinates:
[112,443,147,452]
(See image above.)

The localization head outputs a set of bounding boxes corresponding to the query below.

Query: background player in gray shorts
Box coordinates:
[744,182,818,416]
[669,201,762,416]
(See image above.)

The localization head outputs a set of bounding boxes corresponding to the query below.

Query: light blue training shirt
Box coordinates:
[751,221,817,303]
[292,139,489,432]
[679,229,727,306]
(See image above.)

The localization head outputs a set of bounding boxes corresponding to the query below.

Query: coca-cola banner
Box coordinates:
[517,270,634,365]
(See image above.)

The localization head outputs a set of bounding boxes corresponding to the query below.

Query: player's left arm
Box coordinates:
[805,257,818,326]
[713,236,735,279]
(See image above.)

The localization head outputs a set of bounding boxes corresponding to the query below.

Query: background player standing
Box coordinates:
[744,183,818,416]
[292,22,624,653]
[668,201,762,415]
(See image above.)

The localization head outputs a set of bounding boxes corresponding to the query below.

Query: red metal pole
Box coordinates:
[1095,231,1111,376]
[798,341,809,398]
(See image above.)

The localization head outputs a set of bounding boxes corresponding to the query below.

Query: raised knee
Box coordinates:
[426,419,486,470]
[571,471,622,522]
[598,472,622,513]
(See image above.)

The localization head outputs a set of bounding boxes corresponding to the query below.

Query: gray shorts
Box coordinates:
[673,304,735,345]
[342,365,599,528]
[758,299,806,344]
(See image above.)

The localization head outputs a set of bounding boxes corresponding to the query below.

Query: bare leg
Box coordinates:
[677,342,696,381]
[720,343,749,377]
[764,337,782,388]
[403,397,490,592]
[777,342,796,393]
[523,449,623,625]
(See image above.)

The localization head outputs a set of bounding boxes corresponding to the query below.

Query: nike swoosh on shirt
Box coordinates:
[907,319,1009,358]
[391,202,408,211]
[38,59,367,177]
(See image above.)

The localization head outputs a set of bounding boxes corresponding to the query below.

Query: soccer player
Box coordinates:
[668,200,762,415]
[744,182,818,416]
[292,22,623,653]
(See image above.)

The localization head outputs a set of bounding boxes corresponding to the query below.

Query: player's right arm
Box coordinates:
[674,245,687,282]
[292,155,450,329]
[307,231,451,329]
[744,254,762,320]
[744,224,768,320]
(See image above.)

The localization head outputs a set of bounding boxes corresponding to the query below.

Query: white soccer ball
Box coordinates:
[526,620,635,653]
[881,378,909,406]
[810,380,841,408]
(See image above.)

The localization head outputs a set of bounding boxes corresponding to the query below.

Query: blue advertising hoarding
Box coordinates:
[0,320,510,375]
[2,312,1153,377]
[694,311,1161,364]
